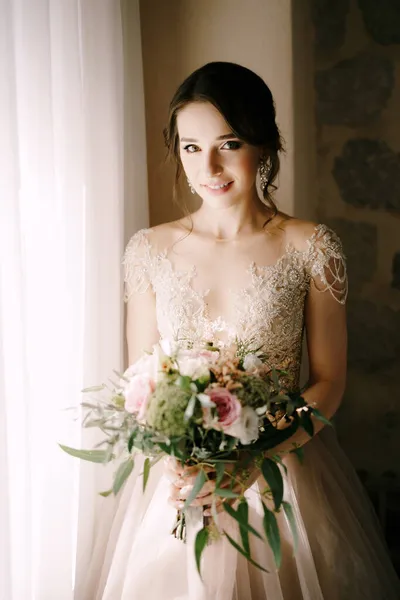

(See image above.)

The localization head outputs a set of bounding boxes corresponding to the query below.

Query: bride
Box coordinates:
[78,62,400,599]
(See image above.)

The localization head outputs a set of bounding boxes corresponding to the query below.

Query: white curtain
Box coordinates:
[0,1,148,598]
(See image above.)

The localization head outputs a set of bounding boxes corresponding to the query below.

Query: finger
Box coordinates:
[174,480,216,501]
[181,464,215,478]
[168,496,185,510]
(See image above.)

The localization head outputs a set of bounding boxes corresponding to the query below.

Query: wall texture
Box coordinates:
[311,0,400,483]
[139,0,300,225]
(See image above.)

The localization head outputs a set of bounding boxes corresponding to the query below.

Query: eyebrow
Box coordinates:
[180,133,238,143]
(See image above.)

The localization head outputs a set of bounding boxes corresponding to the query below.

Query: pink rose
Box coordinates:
[205,387,242,430]
[123,374,155,421]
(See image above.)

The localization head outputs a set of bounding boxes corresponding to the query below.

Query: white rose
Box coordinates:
[243,353,263,371]
[123,343,167,384]
[178,356,210,381]
[224,406,260,445]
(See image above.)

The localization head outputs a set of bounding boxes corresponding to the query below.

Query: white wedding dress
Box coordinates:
[76,224,400,600]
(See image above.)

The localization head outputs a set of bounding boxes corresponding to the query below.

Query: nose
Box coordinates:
[203,149,222,178]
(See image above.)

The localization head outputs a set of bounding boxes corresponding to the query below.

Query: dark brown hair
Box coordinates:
[163,61,284,225]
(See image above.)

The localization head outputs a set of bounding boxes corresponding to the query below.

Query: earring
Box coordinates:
[259,157,271,192]
[187,177,195,195]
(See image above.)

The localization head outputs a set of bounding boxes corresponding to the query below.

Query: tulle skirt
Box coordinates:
[75,428,400,600]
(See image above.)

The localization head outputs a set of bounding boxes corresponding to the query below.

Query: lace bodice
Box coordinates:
[123,224,347,392]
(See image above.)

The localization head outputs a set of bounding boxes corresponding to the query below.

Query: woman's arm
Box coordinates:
[123,230,160,365]
[126,286,160,365]
[267,221,348,456]
[268,274,347,456]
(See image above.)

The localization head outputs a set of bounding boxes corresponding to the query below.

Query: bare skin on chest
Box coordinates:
[153,213,291,322]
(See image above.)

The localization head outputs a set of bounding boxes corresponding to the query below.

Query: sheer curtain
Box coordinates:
[0,1,148,598]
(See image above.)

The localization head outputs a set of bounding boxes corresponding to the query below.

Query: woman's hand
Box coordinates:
[165,456,260,517]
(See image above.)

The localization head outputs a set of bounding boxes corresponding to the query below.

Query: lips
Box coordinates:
[203,181,233,190]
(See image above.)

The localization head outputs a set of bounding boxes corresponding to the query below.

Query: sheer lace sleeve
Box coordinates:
[305,224,348,304]
[122,229,153,302]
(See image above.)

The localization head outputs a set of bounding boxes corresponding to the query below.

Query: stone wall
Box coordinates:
[311,0,400,485]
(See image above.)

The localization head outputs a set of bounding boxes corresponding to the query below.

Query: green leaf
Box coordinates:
[262,502,281,568]
[81,384,106,393]
[184,395,197,422]
[271,454,288,476]
[183,469,207,510]
[143,457,151,492]
[195,527,209,578]
[282,501,298,551]
[99,489,113,497]
[311,408,332,427]
[128,430,137,453]
[237,501,250,555]
[290,446,304,464]
[112,369,130,382]
[223,502,263,540]
[112,457,134,495]
[59,444,112,463]
[215,462,225,487]
[224,532,269,572]
[176,375,192,391]
[214,488,240,499]
[300,410,314,437]
[261,458,284,510]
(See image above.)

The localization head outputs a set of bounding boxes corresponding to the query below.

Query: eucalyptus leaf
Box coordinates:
[290,446,304,464]
[215,462,225,487]
[282,501,298,551]
[112,369,130,382]
[237,501,250,555]
[261,458,284,510]
[128,430,137,453]
[183,469,207,510]
[224,532,268,572]
[223,502,263,540]
[262,502,281,568]
[59,444,112,463]
[99,489,113,497]
[143,457,151,492]
[272,454,288,476]
[311,408,332,427]
[112,457,134,495]
[195,527,209,578]
[214,488,240,499]
[81,384,105,393]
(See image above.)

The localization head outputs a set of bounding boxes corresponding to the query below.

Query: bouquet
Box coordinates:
[61,338,330,575]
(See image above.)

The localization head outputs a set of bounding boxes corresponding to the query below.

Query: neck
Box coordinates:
[191,194,271,241]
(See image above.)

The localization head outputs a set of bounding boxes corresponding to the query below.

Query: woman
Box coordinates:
[81,62,399,599]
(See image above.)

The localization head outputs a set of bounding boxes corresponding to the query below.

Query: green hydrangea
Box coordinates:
[236,374,271,408]
[146,381,192,437]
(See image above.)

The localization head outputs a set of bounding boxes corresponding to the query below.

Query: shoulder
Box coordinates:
[280,218,344,256]
[125,219,189,257]
[281,218,347,303]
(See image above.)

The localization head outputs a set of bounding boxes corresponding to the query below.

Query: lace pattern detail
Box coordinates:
[123,224,347,391]
[123,229,153,301]
[306,225,348,304]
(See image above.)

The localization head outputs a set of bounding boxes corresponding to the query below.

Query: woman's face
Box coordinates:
[177,102,261,208]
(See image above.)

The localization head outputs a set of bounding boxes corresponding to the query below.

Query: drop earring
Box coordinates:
[259,156,271,192]
[187,177,195,195]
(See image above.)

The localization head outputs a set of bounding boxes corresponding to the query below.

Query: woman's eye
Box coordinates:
[222,140,242,150]
[183,144,199,153]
